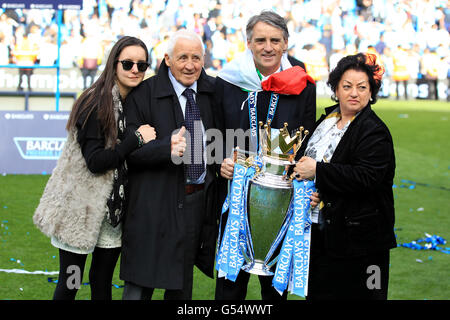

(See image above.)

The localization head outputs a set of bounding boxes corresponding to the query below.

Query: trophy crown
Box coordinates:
[259,121,309,162]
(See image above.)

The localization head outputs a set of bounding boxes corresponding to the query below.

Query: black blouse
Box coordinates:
[76,107,139,174]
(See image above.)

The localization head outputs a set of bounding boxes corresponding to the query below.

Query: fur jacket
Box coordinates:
[33,87,122,250]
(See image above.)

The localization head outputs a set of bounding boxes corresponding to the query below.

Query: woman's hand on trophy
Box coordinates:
[310,191,320,208]
[220,157,235,180]
[293,156,316,180]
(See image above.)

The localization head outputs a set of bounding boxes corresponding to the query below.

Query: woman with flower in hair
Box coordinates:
[293,53,397,300]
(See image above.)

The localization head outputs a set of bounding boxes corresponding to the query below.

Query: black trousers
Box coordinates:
[306,224,390,300]
[214,210,287,300]
[395,80,408,99]
[18,68,33,90]
[215,271,287,300]
[80,68,98,89]
[122,189,205,300]
[53,246,121,300]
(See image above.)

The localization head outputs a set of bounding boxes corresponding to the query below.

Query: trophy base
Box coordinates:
[242,260,274,276]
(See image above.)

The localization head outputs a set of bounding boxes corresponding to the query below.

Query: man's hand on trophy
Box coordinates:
[310,191,320,208]
[220,157,235,180]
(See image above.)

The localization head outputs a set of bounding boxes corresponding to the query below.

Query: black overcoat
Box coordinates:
[120,61,219,290]
[315,104,397,257]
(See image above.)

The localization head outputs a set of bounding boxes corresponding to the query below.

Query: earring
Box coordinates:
[331,93,339,102]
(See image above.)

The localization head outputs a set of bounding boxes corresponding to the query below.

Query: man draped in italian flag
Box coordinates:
[219,47,315,95]
[213,10,317,301]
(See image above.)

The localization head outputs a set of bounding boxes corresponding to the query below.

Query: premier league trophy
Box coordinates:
[233,121,308,276]
[216,119,315,296]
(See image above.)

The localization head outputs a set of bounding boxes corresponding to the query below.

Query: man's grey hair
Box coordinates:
[246,10,289,41]
[166,29,205,57]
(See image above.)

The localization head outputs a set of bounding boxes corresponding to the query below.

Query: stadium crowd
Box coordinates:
[0,0,449,99]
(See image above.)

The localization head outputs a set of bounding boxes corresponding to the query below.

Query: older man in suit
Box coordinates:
[120,29,218,300]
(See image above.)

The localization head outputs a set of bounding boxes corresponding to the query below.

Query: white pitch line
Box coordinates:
[0,268,59,275]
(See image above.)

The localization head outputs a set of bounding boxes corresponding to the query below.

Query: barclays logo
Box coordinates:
[13,137,66,160]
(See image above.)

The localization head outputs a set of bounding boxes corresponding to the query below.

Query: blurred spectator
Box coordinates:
[59,39,77,69]
[408,43,422,88]
[0,12,17,47]
[0,32,10,65]
[303,43,329,81]
[421,48,440,100]
[375,33,386,55]
[211,30,228,65]
[319,24,332,66]
[77,33,103,89]
[0,0,448,100]
[392,45,410,99]
[11,26,38,91]
[380,46,394,98]
[38,33,58,66]
[225,32,245,63]
[152,34,169,74]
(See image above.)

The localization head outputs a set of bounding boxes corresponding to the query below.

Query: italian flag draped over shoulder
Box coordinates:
[218,49,315,95]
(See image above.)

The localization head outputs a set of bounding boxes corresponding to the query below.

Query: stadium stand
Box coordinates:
[0,0,448,102]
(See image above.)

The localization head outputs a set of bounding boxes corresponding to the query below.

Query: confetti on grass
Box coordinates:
[399,234,450,254]
[47,277,124,288]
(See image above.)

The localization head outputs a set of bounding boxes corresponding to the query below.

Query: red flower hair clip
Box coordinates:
[365,52,385,83]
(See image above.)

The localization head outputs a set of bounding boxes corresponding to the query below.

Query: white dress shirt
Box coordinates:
[168,68,207,184]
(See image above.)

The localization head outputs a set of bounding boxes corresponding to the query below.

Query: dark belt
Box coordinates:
[185,183,205,195]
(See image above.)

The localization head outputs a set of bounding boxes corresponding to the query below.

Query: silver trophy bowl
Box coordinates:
[241,154,294,276]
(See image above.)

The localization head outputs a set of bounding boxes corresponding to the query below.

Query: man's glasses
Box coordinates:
[117,60,149,72]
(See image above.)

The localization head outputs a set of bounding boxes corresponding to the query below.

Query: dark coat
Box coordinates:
[315,104,397,257]
[213,55,317,210]
[120,61,219,290]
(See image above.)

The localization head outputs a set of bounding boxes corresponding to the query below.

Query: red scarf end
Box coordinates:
[261,66,315,95]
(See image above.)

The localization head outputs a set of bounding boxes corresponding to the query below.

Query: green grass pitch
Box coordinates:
[0,97,449,300]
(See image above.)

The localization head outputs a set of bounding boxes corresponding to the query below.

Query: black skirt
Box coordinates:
[306,224,390,300]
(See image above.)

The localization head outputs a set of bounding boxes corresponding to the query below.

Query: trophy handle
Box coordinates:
[265,254,280,269]
[240,243,253,264]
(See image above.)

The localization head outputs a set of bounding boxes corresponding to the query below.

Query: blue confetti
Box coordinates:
[47,277,123,288]
[394,179,450,192]
[399,234,450,254]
